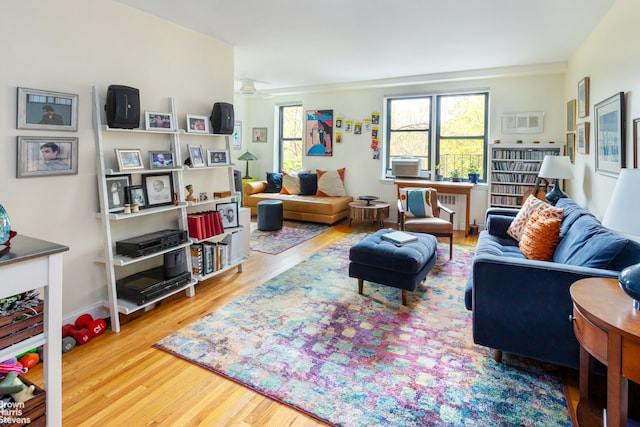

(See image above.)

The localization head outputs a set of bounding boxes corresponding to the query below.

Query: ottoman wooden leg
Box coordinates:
[358,278,364,295]
[402,290,408,306]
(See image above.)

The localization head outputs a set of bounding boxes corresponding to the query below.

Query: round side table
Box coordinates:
[348,200,390,228]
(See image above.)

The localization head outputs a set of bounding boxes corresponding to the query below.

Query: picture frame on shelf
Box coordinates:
[125,185,148,209]
[186,114,210,134]
[566,99,576,132]
[149,151,175,169]
[216,201,239,229]
[566,133,575,164]
[105,174,131,213]
[187,144,205,167]
[16,136,78,178]
[115,148,145,171]
[142,172,174,207]
[576,122,590,155]
[144,111,174,131]
[232,121,242,150]
[17,87,79,131]
[207,149,229,166]
[594,92,625,176]
[578,77,590,118]
[252,127,267,142]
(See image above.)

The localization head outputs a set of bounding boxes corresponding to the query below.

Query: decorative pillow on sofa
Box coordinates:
[316,168,346,196]
[265,172,282,193]
[519,210,562,261]
[507,196,564,241]
[298,173,318,195]
[280,171,301,195]
[399,188,434,218]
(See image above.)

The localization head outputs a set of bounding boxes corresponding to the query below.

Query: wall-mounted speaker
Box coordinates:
[210,102,234,134]
[105,85,140,129]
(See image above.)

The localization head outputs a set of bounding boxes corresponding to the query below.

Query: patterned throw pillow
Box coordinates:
[316,168,346,196]
[519,210,562,261]
[280,171,301,195]
[399,188,434,218]
[507,196,564,241]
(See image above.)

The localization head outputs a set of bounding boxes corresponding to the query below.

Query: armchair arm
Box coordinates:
[397,199,405,229]
[437,200,455,223]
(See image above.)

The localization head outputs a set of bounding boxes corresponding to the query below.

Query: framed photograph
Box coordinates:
[216,201,239,229]
[576,122,590,155]
[105,174,131,213]
[633,118,640,168]
[232,121,242,150]
[115,148,145,171]
[306,109,333,156]
[17,136,78,178]
[142,173,174,207]
[252,127,267,142]
[187,144,205,167]
[17,87,78,131]
[501,111,544,134]
[125,185,148,209]
[149,151,175,169]
[186,114,210,134]
[566,133,575,164]
[566,99,576,132]
[207,149,229,166]
[145,111,174,131]
[578,77,590,118]
[594,92,625,176]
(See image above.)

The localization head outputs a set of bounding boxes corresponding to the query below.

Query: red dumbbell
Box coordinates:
[62,323,91,346]
[75,314,107,337]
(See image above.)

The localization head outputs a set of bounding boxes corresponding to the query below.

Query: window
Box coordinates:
[279,104,303,172]
[386,92,488,181]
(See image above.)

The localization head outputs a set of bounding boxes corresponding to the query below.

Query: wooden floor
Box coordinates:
[25,221,579,426]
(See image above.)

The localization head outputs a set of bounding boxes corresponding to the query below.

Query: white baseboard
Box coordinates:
[62,301,109,326]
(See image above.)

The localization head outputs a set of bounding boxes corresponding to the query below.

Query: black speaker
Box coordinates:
[164,248,187,279]
[105,85,140,129]
[210,102,234,134]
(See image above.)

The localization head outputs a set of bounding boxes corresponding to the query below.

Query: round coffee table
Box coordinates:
[348,200,390,228]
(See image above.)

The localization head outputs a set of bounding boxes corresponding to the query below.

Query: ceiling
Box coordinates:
[116,0,615,94]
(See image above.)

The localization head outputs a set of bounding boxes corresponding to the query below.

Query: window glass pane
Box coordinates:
[438,138,484,179]
[439,94,486,137]
[282,106,302,139]
[280,105,303,171]
[390,98,430,130]
[389,131,429,157]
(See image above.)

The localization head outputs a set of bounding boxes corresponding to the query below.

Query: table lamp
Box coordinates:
[537,155,574,205]
[237,151,258,179]
[602,168,640,310]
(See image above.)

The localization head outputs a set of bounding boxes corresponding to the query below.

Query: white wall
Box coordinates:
[0,1,233,316]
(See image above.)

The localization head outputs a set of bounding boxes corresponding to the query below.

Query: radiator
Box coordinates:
[438,194,465,230]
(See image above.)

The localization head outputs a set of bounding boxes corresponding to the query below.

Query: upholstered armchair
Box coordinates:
[397,188,455,259]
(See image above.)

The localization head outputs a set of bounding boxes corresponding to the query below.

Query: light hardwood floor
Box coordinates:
[25,221,578,426]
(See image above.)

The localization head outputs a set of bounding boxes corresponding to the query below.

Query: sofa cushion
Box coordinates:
[298,173,318,195]
[399,188,434,218]
[507,196,564,241]
[280,171,301,195]
[316,168,346,196]
[265,172,283,193]
[519,210,562,261]
[486,214,514,237]
[555,198,597,237]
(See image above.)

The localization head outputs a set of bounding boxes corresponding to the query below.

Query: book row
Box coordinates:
[190,242,229,276]
[491,149,558,160]
[187,210,225,241]
[491,161,540,172]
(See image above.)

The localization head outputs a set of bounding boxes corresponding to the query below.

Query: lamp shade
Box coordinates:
[602,168,640,237]
[238,151,258,161]
[538,156,574,179]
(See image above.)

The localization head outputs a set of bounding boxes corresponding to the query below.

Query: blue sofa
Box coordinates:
[464,198,640,369]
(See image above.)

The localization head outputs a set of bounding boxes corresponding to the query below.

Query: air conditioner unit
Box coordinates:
[392,158,422,178]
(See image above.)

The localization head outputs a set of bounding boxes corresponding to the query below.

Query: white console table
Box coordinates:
[0,235,68,427]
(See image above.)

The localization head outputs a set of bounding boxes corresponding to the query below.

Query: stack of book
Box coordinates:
[186,210,225,240]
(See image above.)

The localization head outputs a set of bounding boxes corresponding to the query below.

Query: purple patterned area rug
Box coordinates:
[250,220,331,254]
[155,233,572,427]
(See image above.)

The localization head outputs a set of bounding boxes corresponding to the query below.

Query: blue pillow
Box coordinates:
[298,173,318,195]
[265,172,282,193]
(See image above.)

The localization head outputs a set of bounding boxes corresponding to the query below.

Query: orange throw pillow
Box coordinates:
[519,210,562,261]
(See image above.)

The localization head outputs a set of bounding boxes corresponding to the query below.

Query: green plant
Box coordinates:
[467,165,480,175]
[450,169,460,178]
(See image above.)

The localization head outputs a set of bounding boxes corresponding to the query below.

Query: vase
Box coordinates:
[468,173,480,184]
[0,204,10,245]
[619,263,640,310]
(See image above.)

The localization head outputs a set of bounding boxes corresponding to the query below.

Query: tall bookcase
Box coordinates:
[488,143,562,208]
[92,86,248,332]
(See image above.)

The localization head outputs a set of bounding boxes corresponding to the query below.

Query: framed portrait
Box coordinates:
[216,201,239,229]
[145,111,174,131]
[232,121,242,150]
[576,122,590,155]
[252,127,267,142]
[105,174,131,213]
[566,99,576,132]
[187,144,205,167]
[633,118,640,168]
[578,77,590,118]
[207,149,229,166]
[306,109,333,156]
[16,136,78,178]
[115,148,145,171]
[142,172,174,207]
[594,92,625,176]
[17,87,78,131]
[186,114,210,134]
[125,185,147,209]
[566,133,575,164]
[149,151,175,169]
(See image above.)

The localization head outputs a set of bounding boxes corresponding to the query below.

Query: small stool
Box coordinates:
[257,200,283,231]
[348,229,437,305]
